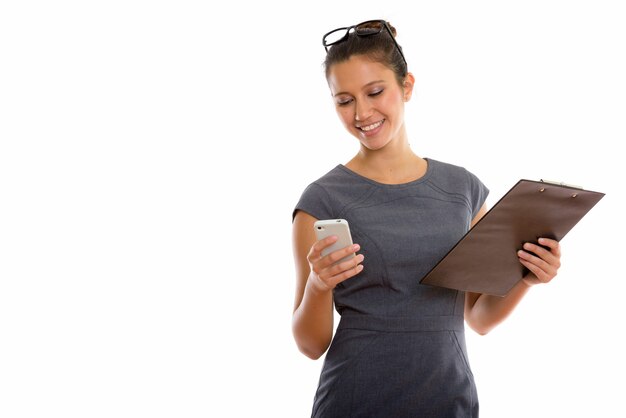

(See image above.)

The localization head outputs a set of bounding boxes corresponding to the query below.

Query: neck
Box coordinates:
[347,130,427,184]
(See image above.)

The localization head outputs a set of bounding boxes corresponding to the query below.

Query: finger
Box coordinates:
[308,235,339,261]
[326,262,364,288]
[326,253,365,277]
[319,243,361,270]
[538,237,561,257]
[318,254,365,282]
[524,238,561,271]
[518,246,549,268]
[520,242,555,265]
[518,258,549,283]
[518,255,556,283]
[524,238,561,269]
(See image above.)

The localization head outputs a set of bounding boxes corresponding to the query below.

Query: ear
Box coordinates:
[402,72,416,102]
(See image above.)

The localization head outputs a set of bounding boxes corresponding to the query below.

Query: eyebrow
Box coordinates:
[333,80,386,97]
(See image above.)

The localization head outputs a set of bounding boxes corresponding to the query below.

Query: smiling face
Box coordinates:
[326,55,414,151]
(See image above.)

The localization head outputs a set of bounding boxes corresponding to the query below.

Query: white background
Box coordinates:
[1,1,624,417]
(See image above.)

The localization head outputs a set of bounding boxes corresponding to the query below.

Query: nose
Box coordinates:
[354,99,373,122]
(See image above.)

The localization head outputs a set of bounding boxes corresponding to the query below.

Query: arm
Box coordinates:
[291,211,364,359]
[464,204,562,335]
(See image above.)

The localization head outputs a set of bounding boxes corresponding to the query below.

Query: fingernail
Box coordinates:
[517,250,525,256]
[352,244,360,251]
[538,238,546,244]
[523,243,532,250]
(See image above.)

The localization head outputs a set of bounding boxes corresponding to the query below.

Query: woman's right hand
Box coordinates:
[306,236,364,292]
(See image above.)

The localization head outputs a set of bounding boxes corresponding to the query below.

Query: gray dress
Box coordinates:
[293,158,489,418]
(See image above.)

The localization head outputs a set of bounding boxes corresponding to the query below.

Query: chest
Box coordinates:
[346,193,472,274]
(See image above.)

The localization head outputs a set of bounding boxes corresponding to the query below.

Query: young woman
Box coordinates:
[291,20,561,417]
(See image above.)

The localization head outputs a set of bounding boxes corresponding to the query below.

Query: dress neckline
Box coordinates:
[336,158,433,188]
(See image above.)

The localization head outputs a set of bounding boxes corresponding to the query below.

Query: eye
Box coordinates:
[336,98,353,106]
[369,89,384,97]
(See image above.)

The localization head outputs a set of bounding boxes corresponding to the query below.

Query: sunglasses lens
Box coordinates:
[355,21,384,36]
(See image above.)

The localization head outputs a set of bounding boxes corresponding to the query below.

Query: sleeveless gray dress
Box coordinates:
[293,158,489,418]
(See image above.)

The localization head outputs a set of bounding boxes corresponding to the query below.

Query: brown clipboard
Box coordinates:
[419,179,605,296]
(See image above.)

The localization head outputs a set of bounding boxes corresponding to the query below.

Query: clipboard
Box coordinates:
[419,179,605,296]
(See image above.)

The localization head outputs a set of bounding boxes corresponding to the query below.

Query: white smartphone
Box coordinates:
[314,219,355,265]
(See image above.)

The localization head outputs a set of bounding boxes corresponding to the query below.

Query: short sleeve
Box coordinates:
[466,170,489,218]
[292,182,335,222]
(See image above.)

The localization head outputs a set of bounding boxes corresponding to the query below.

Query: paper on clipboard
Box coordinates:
[419,179,605,296]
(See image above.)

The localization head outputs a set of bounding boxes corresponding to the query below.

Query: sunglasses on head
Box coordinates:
[322,19,407,67]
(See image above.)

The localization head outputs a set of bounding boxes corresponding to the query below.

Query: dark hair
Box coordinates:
[323,22,408,86]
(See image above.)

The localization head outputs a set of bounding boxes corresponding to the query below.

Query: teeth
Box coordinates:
[360,120,383,132]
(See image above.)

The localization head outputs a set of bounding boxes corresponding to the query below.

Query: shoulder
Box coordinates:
[427,158,486,189]
[298,165,345,198]
[427,158,489,216]
[293,164,375,221]
[299,164,377,196]
[310,164,354,186]
[292,165,348,221]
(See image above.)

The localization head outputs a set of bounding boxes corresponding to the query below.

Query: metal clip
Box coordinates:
[540,179,584,190]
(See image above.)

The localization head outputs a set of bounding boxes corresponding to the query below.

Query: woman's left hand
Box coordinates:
[517,237,562,286]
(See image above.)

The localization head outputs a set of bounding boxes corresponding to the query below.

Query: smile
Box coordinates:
[358,120,384,132]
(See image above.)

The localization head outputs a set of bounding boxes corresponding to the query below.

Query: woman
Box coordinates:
[291,20,561,417]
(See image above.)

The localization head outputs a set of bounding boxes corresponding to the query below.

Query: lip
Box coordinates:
[357,119,385,137]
